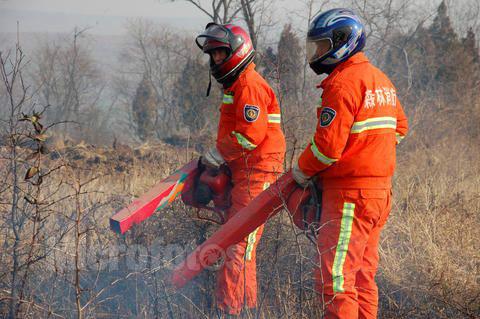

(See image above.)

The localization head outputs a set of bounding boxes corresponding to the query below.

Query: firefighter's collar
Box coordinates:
[317,52,369,89]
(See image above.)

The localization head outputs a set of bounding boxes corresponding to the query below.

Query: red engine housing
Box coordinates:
[181,161,232,218]
[286,184,322,232]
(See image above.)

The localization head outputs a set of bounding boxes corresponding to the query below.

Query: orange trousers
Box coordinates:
[316,188,392,319]
[215,169,280,315]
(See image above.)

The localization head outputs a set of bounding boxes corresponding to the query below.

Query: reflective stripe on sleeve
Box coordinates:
[310,137,338,166]
[223,94,233,104]
[332,202,355,293]
[267,113,281,123]
[232,131,257,151]
[350,117,397,134]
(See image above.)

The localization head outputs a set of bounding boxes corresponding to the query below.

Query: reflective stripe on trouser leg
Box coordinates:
[245,228,259,261]
[332,202,355,293]
[245,182,270,261]
[216,177,276,314]
[317,189,390,319]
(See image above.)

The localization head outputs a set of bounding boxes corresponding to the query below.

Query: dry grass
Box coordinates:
[379,137,480,318]
[1,133,479,318]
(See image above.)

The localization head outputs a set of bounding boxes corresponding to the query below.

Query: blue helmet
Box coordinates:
[306,8,366,74]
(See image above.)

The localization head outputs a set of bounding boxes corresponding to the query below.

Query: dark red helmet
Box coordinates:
[196,23,255,85]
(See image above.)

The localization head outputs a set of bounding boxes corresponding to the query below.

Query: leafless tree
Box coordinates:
[31,28,112,143]
[115,18,220,144]
[171,0,276,50]
[177,0,243,24]
[115,20,180,140]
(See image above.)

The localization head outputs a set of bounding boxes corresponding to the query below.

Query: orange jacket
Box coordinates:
[216,63,285,172]
[298,52,408,189]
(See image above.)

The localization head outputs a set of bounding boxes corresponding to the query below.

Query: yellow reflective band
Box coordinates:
[332,202,355,293]
[223,94,233,104]
[317,97,323,107]
[267,113,281,123]
[232,131,257,150]
[310,137,337,165]
[245,227,259,261]
[351,117,397,134]
[396,132,405,144]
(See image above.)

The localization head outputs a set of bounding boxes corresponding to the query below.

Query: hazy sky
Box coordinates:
[1,0,472,38]
[0,0,213,34]
[0,0,322,36]
[0,0,198,17]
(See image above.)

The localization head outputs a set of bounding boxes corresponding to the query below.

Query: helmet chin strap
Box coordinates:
[206,69,212,97]
[317,63,337,75]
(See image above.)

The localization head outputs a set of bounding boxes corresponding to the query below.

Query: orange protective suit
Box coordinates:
[215,62,285,315]
[297,52,408,318]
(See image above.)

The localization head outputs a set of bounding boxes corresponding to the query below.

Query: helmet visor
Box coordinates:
[306,38,333,63]
[196,24,230,51]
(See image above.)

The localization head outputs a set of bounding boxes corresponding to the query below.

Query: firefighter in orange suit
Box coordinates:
[196,23,286,315]
[292,9,408,319]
